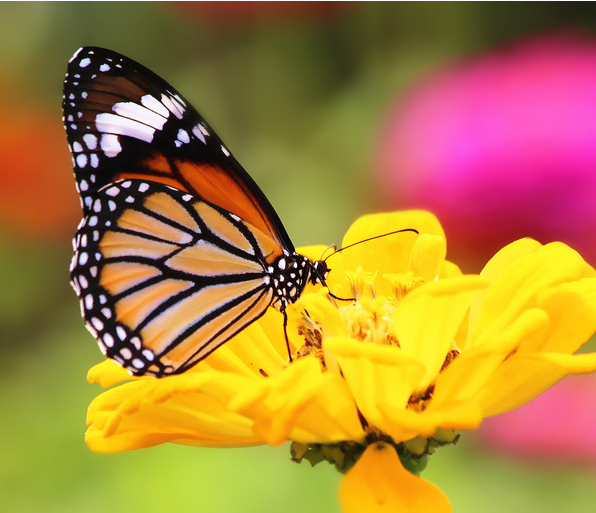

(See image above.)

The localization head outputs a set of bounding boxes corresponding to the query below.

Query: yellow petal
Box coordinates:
[433,308,549,408]
[478,238,543,282]
[479,351,596,417]
[532,278,596,354]
[340,211,444,276]
[325,337,426,430]
[409,234,446,282]
[470,241,596,351]
[88,360,133,387]
[439,259,463,279]
[285,371,367,444]
[296,244,332,262]
[395,275,487,387]
[377,400,484,441]
[339,442,451,513]
[86,371,264,452]
[230,356,364,445]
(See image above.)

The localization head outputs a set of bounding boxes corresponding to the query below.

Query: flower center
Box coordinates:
[291,267,461,474]
[339,295,398,346]
[295,267,461,414]
[296,267,425,358]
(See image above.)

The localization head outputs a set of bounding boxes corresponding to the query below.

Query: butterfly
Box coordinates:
[63,46,329,377]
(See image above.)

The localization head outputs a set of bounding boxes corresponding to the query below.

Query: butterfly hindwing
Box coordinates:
[63,46,292,253]
[71,179,276,376]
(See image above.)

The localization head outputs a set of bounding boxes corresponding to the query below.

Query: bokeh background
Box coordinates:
[3,2,596,512]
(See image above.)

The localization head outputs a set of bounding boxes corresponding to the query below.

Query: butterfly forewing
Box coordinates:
[63,46,292,254]
[71,179,276,376]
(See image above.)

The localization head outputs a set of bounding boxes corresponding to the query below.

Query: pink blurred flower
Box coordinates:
[378,34,596,270]
[477,374,596,464]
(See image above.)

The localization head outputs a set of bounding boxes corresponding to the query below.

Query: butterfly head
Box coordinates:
[310,259,329,285]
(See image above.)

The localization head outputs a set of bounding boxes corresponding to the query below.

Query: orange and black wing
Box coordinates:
[63,46,292,255]
[70,179,280,376]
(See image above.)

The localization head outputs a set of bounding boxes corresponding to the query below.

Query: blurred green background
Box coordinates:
[3,2,596,512]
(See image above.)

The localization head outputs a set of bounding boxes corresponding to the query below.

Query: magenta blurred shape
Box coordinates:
[478,375,596,464]
[378,34,596,269]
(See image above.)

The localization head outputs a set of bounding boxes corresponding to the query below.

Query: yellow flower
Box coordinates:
[86,210,596,513]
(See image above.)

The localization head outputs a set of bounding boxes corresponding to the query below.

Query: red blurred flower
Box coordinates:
[0,83,79,241]
[378,34,596,270]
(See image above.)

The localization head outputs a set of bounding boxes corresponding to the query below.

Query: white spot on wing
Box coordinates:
[96,112,157,143]
[79,57,91,68]
[76,154,88,168]
[141,94,170,118]
[192,125,206,144]
[132,359,145,369]
[103,333,115,348]
[116,325,127,341]
[161,94,184,119]
[69,48,84,63]
[177,128,189,143]
[113,102,168,130]
[100,133,122,157]
[83,133,98,150]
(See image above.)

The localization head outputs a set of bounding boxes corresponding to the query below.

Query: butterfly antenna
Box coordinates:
[323,228,420,262]
[321,227,420,303]
[319,243,337,261]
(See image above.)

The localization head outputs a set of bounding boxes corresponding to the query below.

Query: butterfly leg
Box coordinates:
[282,307,293,363]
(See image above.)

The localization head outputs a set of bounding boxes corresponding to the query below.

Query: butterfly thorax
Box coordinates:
[268,254,328,312]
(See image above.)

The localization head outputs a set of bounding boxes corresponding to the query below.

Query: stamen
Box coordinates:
[339,296,398,346]
[384,271,425,300]
[345,268,378,300]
